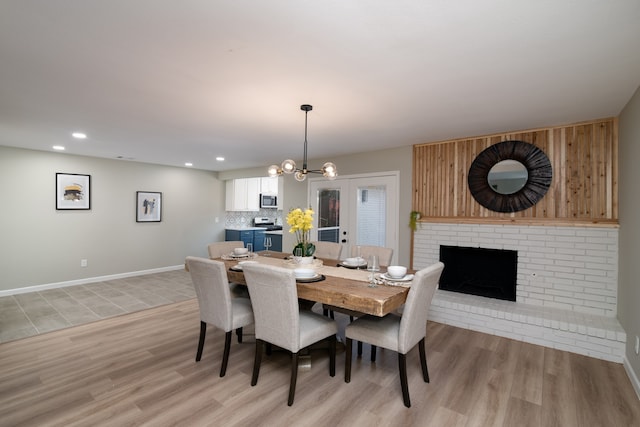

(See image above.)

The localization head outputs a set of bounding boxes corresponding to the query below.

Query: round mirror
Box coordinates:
[487,159,528,195]
[468,140,552,213]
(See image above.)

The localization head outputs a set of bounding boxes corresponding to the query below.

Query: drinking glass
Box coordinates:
[246,243,253,254]
[264,237,272,255]
[367,255,380,287]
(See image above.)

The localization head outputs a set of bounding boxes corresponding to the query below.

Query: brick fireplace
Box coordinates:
[413,222,625,362]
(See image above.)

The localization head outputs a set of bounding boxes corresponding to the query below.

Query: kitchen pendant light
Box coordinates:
[268,104,338,182]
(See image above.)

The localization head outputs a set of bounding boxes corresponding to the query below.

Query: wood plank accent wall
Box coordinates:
[412,118,618,226]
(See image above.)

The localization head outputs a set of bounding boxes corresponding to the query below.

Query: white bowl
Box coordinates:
[344,257,365,266]
[294,268,316,278]
[233,247,248,255]
[386,265,407,279]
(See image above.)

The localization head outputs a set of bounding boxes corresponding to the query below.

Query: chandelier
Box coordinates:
[268,104,337,182]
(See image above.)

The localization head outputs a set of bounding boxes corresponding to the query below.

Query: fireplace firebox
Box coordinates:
[439,245,517,301]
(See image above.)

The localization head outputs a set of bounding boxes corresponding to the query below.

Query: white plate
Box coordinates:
[342,257,366,267]
[381,273,414,282]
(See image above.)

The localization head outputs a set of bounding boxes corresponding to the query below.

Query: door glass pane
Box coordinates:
[317,189,340,243]
[356,185,386,246]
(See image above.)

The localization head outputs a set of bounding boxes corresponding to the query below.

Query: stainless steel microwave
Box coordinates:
[260,194,277,209]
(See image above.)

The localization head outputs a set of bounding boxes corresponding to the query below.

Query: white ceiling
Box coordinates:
[1,1,639,172]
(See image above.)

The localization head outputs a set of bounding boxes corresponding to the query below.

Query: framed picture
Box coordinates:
[56,173,91,210]
[136,191,162,222]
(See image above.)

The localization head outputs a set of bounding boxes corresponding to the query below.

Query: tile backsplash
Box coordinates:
[225,210,283,228]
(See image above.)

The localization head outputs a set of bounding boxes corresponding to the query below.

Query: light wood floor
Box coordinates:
[1,299,639,427]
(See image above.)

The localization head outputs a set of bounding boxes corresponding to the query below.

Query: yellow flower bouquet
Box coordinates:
[286,207,316,257]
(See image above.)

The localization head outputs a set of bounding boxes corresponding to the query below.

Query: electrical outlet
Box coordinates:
[635,336,639,355]
[81,259,88,267]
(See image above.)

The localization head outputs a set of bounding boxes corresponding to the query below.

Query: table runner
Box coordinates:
[247,256,411,286]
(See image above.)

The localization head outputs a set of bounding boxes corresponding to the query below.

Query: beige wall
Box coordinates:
[618,85,640,380]
[0,146,226,292]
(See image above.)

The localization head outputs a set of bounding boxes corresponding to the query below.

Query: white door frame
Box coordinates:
[308,171,399,263]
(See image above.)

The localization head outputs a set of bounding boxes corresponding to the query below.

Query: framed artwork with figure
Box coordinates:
[56,173,91,210]
[136,191,162,222]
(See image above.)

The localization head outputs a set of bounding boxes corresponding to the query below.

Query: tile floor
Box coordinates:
[0,269,195,343]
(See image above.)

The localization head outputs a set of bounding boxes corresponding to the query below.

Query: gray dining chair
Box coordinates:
[208,241,250,298]
[207,241,245,258]
[324,245,395,347]
[185,256,254,377]
[344,261,444,407]
[351,245,394,267]
[312,241,343,260]
[242,263,338,406]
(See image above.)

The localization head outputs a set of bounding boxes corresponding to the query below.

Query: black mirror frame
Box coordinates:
[468,140,552,213]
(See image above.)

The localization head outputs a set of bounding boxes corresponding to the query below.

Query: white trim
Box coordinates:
[0,265,185,297]
[623,356,640,401]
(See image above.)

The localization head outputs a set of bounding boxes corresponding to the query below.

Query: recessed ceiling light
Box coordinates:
[53,145,65,151]
[216,157,225,162]
[72,132,87,139]
[185,162,193,167]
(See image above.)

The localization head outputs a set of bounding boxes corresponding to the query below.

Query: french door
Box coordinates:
[309,173,398,263]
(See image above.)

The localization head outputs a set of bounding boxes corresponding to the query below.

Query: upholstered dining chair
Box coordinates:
[324,245,394,342]
[351,245,394,267]
[344,261,444,407]
[208,240,245,258]
[185,256,254,377]
[312,241,343,260]
[208,241,249,298]
[242,263,338,406]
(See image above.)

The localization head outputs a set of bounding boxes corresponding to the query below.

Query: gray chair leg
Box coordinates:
[418,337,429,382]
[398,353,411,408]
[288,352,299,406]
[345,338,352,383]
[251,339,263,386]
[196,321,206,361]
[220,331,232,377]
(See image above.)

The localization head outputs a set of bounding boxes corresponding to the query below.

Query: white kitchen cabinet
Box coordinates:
[226,177,281,211]
[225,178,260,211]
[260,177,279,195]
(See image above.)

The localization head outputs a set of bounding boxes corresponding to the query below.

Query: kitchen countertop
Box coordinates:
[264,230,283,235]
[224,226,268,231]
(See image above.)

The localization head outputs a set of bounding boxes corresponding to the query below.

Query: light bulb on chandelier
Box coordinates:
[267,104,337,181]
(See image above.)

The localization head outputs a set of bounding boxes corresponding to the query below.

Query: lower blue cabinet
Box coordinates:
[225,229,268,252]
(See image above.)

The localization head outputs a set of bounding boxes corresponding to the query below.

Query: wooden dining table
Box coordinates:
[219,251,410,317]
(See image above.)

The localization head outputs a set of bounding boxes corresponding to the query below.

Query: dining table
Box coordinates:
[218,251,411,317]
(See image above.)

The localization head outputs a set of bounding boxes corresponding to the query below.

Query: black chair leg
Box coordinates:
[357,341,363,356]
[196,321,206,362]
[371,345,377,362]
[220,331,232,377]
[329,310,335,320]
[251,339,263,386]
[329,335,336,377]
[345,338,352,383]
[236,327,243,343]
[398,353,411,408]
[288,352,299,406]
[418,337,429,382]
[266,342,272,355]
[323,308,329,317]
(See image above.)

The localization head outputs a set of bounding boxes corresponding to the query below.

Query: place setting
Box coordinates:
[377,265,414,287]
[222,246,259,261]
[293,268,325,283]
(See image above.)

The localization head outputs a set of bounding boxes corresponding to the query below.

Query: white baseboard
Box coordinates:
[0,265,185,297]
[623,356,640,401]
